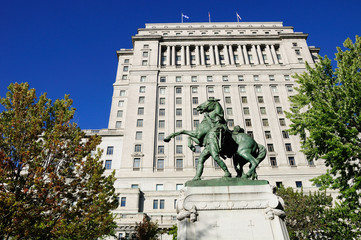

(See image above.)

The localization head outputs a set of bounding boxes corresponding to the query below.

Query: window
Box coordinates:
[208,86,214,93]
[139,86,146,93]
[222,76,228,82]
[176,76,181,82]
[228,119,234,127]
[192,87,198,93]
[159,98,165,105]
[159,120,165,128]
[220,55,224,60]
[274,96,280,103]
[138,107,144,115]
[143,51,148,57]
[176,184,183,190]
[238,75,244,81]
[226,108,233,115]
[253,75,259,81]
[255,85,262,93]
[225,97,231,104]
[265,131,271,139]
[138,96,145,103]
[176,135,182,141]
[140,76,146,82]
[193,108,199,115]
[286,85,293,92]
[224,86,230,93]
[243,107,250,115]
[271,85,278,93]
[194,146,201,153]
[176,159,183,170]
[117,110,123,118]
[142,60,148,66]
[160,199,165,209]
[160,77,166,82]
[269,75,275,81]
[176,87,182,94]
[123,66,128,72]
[176,145,183,154]
[245,119,252,127]
[158,132,164,141]
[121,197,126,207]
[136,119,143,127]
[159,88,165,94]
[248,54,253,63]
[118,100,124,107]
[159,109,165,116]
[284,75,290,81]
[133,158,140,170]
[239,86,246,93]
[292,42,298,47]
[158,146,164,154]
[279,118,286,126]
[262,119,269,126]
[241,97,248,103]
[247,131,253,137]
[134,144,142,152]
[263,54,267,61]
[119,90,126,96]
[106,146,114,155]
[115,121,122,128]
[194,120,199,128]
[260,107,266,114]
[298,58,303,63]
[176,108,182,116]
[143,44,149,48]
[135,131,142,140]
[191,76,197,82]
[276,107,283,114]
[295,181,302,188]
[282,130,289,138]
[153,200,158,209]
[277,54,282,61]
[258,96,264,103]
[176,120,182,128]
[295,49,301,56]
[276,182,283,188]
[156,184,164,191]
[124,59,129,63]
[207,76,213,82]
[192,97,198,104]
[175,97,182,104]
[267,144,274,152]
[157,159,164,170]
[270,157,277,167]
[122,75,127,80]
[285,143,292,151]
[131,184,139,189]
[105,160,112,169]
[289,157,296,166]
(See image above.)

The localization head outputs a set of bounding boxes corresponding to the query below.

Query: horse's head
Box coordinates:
[196,99,220,114]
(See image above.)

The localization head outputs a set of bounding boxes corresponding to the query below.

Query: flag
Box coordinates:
[236,12,242,22]
[182,14,189,19]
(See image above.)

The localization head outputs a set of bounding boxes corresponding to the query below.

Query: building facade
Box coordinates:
[87,22,326,239]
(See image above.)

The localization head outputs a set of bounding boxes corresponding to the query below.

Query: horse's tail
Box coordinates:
[256,144,267,163]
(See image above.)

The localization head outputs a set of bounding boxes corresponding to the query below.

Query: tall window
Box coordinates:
[194,120,199,128]
[139,96,145,103]
[133,158,140,171]
[285,143,292,151]
[295,181,302,188]
[115,121,122,128]
[258,96,264,103]
[139,86,146,93]
[265,131,271,139]
[267,144,274,152]
[159,98,165,105]
[158,146,164,154]
[176,120,182,128]
[225,97,231,104]
[271,85,278,93]
[143,51,148,57]
[227,119,234,127]
[279,118,286,126]
[121,197,126,207]
[193,108,199,115]
[274,96,280,103]
[134,144,142,152]
[176,159,183,171]
[245,119,252,127]
[117,110,123,118]
[158,132,165,141]
[276,107,283,114]
[192,87,198,93]
[153,200,158,209]
[176,108,182,116]
[159,87,165,94]
[192,97,198,104]
[140,76,146,82]
[136,119,143,127]
[160,199,165,209]
[119,90,126,96]
[226,108,233,115]
[282,130,289,138]
[135,131,142,140]
[123,66,128,72]
[176,87,182,94]
[159,109,165,116]
[106,146,114,155]
[289,157,296,166]
[105,160,112,169]
[176,145,183,154]
[255,85,262,93]
[243,107,250,115]
[241,97,248,103]
[239,86,246,93]
[223,86,230,93]
[142,60,148,66]
[270,157,277,167]
[262,119,269,126]
[260,107,266,114]
[159,120,165,128]
[157,159,164,170]
[118,100,124,107]
[176,97,182,104]
[138,107,144,115]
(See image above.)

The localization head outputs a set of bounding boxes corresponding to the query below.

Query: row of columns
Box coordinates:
[162,44,281,66]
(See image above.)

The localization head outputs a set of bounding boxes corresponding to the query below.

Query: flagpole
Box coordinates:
[236,12,239,22]
[208,12,211,23]
[181,13,183,23]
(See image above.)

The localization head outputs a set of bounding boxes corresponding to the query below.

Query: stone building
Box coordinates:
[85,22,326,239]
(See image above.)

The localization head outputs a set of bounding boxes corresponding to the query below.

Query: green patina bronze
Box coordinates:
[164,99,267,181]
[185,178,269,187]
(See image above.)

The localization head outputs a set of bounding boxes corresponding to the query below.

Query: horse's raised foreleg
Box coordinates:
[187,136,201,152]
[164,130,197,142]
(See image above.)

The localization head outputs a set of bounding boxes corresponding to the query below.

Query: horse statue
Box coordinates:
[164,98,266,180]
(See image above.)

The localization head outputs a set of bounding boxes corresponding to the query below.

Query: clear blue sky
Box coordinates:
[1,0,360,129]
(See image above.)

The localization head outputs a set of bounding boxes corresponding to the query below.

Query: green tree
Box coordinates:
[167,224,177,240]
[135,214,160,240]
[0,83,119,239]
[286,36,361,238]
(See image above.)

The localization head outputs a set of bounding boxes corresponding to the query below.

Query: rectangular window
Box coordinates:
[143,44,149,48]
[176,184,183,190]
[270,157,277,167]
[227,119,234,127]
[253,75,259,81]
[298,58,303,63]
[239,85,246,93]
[158,146,164,154]
[245,119,252,127]
[176,108,182,116]
[279,118,286,126]
[247,131,253,137]
[222,76,228,82]
[176,87,182,94]
[176,135,182,141]
[267,144,274,152]
[284,75,290,81]
[265,131,271,139]
[134,144,142,152]
[176,145,183,154]
[208,86,214,93]
[258,96,264,103]
[159,98,165,105]
[192,87,198,93]
[286,85,294,92]
[269,75,275,81]
[133,158,140,170]
[191,76,197,82]
[176,120,182,128]
[123,66,128,72]
[295,49,301,56]
[157,159,164,170]
[271,85,278,93]
[255,85,262,93]
[160,77,166,82]
[176,76,181,82]
[241,97,248,103]
[143,51,148,57]
[226,108,233,115]
[276,107,283,114]
[118,100,124,107]
[153,200,158,209]
[160,199,165,209]
[295,181,302,188]
[285,143,293,151]
[176,159,183,171]
[282,130,289,138]
[135,131,142,140]
[106,146,114,155]
[207,76,213,82]
[262,119,269,126]
[115,121,122,128]
[159,109,165,116]
[121,197,126,207]
[122,74,127,80]
[136,119,143,127]
[274,96,280,103]
[138,107,144,115]
[159,87,165,94]
[194,120,199,128]
[105,160,112,169]
[139,86,146,93]
[156,184,164,191]
[124,59,129,63]
[260,107,266,114]
[225,97,231,104]
[192,97,198,104]
[243,107,250,115]
[276,182,283,188]
[138,96,145,104]
[159,120,165,128]
[158,132,165,141]
[131,184,139,189]
[238,75,244,81]
[289,157,296,166]
[140,76,146,82]
[193,108,199,115]
[224,86,230,93]
[176,97,182,104]
[120,90,126,96]
[117,110,123,117]
[142,60,148,66]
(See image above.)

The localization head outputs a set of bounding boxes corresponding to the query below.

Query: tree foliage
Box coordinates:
[134,214,160,240]
[167,224,177,240]
[286,36,361,237]
[0,83,119,239]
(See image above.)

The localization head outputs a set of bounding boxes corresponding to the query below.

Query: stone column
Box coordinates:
[229,45,235,65]
[186,45,191,65]
[209,45,215,65]
[181,45,186,65]
[172,46,176,65]
[266,45,274,64]
[252,45,259,64]
[242,45,249,64]
[271,45,279,64]
[200,45,205,65]
[195,46,201,65]
[215,45,220,65]
[237,45,245,65]
[257,45,265,64]
[279,45,289,64]
[224,45,230,65]
[166,46,171,66]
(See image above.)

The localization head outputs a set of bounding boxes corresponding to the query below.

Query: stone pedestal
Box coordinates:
[176,179,289,240]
